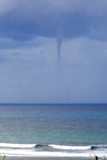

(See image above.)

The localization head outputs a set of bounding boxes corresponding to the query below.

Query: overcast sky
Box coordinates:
[0,0,107,103]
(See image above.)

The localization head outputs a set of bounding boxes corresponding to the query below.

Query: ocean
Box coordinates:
[0,104,107,159]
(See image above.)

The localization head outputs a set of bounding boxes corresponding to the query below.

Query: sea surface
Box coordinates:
[0,104,106,159]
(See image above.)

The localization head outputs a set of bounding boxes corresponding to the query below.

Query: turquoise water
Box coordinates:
[0,104,106,145]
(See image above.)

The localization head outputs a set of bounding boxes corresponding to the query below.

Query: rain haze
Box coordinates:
[0,0,107,103]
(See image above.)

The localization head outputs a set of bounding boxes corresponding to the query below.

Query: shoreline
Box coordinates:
[0,152,107,158]
[0,144,106,159]
[7,158,90,160]
[2,155,107,160]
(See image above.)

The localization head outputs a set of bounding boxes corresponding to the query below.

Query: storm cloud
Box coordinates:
[0,0,107,41]
[0,0,107,103]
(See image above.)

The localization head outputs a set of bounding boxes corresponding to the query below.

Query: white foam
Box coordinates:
[0,150,107,158]
[49,144,91,150]
[0,149,93,157]
[0,143,35,148]
[0,143,106,158]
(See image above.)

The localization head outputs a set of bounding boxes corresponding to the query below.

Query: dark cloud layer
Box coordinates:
[0,0,107,41]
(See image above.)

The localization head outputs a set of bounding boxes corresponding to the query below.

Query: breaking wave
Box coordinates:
[0,143,106,157]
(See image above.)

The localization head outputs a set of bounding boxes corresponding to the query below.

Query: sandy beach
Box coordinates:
[6,157,90,160]
[1,154,107,160]
[4,156,107,160]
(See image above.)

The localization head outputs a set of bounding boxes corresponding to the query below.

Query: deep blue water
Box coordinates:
[0,104,106,145]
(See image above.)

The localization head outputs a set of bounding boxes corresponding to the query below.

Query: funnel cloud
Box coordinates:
[56,30,63,63]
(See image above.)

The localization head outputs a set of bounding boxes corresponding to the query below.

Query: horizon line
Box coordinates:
[0,103,106,105]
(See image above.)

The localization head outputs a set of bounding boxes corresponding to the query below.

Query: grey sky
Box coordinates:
[0,0,107,103]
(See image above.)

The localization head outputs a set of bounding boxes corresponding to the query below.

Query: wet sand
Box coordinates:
[7,157,90,160]
[5,156,107,160]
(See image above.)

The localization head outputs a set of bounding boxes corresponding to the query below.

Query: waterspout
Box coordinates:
[56,30,63,64]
